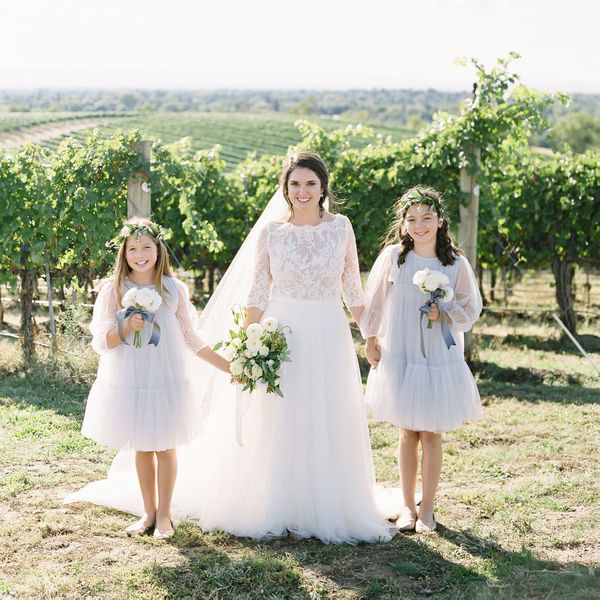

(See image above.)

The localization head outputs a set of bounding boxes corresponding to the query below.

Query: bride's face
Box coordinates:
[287,167,323,214]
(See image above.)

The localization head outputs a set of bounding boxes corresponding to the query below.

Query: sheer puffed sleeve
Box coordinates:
[359,245,395,339]
[90,280,118,355]
[341,216,365,309]
[246,225,272,311]
[441,256,483,332]
[174,278,208,354]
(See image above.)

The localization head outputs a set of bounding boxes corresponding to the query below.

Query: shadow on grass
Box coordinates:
[122,521,600,599]
[438,525,599,600]
[471,360,583,387]
[477,332,600,356]
[139,525,487,599]
[472,360,600,405]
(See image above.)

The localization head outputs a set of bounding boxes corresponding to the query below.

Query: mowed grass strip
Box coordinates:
[0,312,599,599]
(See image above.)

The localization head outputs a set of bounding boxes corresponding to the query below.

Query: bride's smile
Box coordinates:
[287,167,323,214]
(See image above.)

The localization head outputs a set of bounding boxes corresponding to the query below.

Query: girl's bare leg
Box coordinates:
[399,428,420,514]
[134,450,157,526]
[155,448,177,532]
[418,431,443,525]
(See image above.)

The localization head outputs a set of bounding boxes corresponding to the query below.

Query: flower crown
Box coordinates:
[107,222,168,249]
[400,188,445,219]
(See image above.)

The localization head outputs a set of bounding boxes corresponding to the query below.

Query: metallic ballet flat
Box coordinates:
[125,518,155,536]
[415,514,437,534]
[153,519,175,540]
[396,509,417,532]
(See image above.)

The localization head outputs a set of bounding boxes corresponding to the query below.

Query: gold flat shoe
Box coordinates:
[125,518,154,536]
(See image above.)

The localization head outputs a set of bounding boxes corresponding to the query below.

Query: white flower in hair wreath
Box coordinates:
[107,222,171,249]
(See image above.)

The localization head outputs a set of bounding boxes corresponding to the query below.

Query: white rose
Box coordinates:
[412,269,429,287]
[135,287,155,308]
[423,271,447,292]
[263,317,278,332]
[246,323,264,341]
[438,272,450,286]
[223,345,237,360]
[230,360,244,376]
[244,348,258,358]
[146,292,163,312]
[251,364,263,379]
[246,338,261,352]
[122,287,138,308]
[259,345,269,357]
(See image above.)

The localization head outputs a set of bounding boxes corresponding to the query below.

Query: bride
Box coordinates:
[66,151,395,544]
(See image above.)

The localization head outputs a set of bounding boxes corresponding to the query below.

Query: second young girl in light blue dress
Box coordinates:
[361,186,483,534]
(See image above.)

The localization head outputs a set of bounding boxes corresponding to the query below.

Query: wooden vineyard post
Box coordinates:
[458,146,481,359]
[128,141,151,218]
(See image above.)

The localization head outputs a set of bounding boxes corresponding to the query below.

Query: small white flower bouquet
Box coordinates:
[412,268,456,357]
[412,268,454,329]
[120,287,163,348]
[214,306,291,397]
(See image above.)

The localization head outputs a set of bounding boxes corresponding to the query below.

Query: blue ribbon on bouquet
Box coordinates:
[116,306,161,346]
[418,301,456,359]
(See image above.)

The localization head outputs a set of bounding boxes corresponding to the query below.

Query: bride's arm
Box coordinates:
[245,306,264,326]
[341,217,366,326]
[245,225,271,326]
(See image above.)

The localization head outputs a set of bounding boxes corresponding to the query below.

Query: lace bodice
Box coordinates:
[247,214,365,309]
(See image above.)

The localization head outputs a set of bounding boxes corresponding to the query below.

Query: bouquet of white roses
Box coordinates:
[412,268,454,328]
[412,268,456,357]
[120,287,162,348]
[214,306,291,397]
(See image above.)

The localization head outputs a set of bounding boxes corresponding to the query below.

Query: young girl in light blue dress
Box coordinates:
[361,186,483,533]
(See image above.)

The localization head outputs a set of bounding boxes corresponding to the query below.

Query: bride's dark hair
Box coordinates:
[383,185,462,267]
[279,151,336,218]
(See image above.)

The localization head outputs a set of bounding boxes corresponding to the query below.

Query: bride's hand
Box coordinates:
[365,337,381,368]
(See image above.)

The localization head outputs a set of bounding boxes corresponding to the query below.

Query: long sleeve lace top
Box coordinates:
[246,214,365,310]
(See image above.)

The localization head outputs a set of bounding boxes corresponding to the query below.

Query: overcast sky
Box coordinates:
[1,0,598,93]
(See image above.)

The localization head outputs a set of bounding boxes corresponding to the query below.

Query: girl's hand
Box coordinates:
[125,313,145,335]
[427,303,440,321]
[365,337,381,368]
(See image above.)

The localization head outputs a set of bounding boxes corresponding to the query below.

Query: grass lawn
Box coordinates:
[0,311,599,599]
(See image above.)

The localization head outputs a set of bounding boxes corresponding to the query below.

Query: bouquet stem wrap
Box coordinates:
[418,301,455,359]
[116,306,161,348]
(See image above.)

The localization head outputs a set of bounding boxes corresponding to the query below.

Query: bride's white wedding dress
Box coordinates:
[65,192,395,544]
[175,214,394,543]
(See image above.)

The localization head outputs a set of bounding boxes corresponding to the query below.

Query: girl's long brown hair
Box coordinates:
[383,185,462,266]
[111,217,173,307]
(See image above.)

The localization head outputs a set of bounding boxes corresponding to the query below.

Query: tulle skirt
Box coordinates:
[67,297,395,544]
[80,312,206,451]
[365,352,483,433]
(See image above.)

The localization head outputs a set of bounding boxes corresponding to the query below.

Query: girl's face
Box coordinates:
[287,167,323,214]
[125,234,158,274]
[404,204,442,247]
